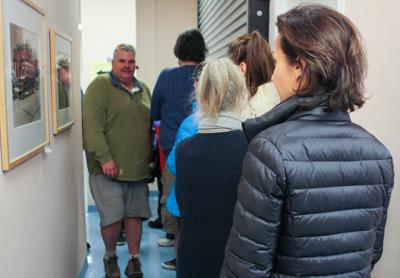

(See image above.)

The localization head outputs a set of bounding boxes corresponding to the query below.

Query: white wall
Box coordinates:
[269,0,345,44]
[0,0,86,277]
[81,0,136,92]
[269,1,400,277]
[346,1,400,277]
[136,0,198,91]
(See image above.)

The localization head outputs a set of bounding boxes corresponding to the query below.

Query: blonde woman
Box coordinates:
[174,58,248,278]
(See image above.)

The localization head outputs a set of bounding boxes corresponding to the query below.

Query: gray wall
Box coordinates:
[346,1,400,277]
[0,0,86,277]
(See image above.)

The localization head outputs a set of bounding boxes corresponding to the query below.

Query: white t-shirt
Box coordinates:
[241,82,280,119]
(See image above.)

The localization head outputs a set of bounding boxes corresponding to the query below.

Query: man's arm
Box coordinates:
[141,81,155,175]
[83,78,116,177]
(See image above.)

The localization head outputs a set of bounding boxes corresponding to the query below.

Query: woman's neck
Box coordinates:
[198,111,243,134]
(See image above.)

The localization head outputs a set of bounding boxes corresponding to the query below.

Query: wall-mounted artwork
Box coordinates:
[0,0,49,171]
[49,29,73,134]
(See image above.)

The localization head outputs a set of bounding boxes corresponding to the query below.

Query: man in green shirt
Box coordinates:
[83,44,151,278]
[56,55,70,109]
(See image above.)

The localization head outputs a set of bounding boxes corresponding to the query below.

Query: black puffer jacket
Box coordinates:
[220,96,394,278]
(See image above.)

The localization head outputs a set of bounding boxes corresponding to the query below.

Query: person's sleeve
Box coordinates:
[166,115,197,176]
[83,78,113,165]
[141,81,154,163]
[372,157,394,267]
[142,81,152,101]
[151,70,166,120]
[174,142,187,215]
[220,137,285,278]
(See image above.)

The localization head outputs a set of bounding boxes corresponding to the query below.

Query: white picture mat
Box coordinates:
[3,0,46,161]
[54,32,72,128]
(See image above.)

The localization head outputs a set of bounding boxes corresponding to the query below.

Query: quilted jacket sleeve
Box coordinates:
[220,136,285,278]
[372,157,395,267]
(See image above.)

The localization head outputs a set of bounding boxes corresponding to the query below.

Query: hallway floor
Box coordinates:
[79,193,176,278]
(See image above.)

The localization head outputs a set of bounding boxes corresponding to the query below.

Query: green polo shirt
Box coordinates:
[83,73,151,181]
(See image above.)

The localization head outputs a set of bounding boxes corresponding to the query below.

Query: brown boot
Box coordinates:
[103,255,120,278]
[125,257,143,278]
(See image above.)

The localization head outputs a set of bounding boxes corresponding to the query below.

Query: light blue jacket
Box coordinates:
[166,112,198,217]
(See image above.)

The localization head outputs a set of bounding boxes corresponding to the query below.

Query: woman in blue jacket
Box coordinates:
[220,4,394,278]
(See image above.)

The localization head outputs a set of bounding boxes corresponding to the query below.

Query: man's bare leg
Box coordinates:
[101,219,123,277]
[124,217,144,277]
[124,217,142,255]
[101,219,123,254]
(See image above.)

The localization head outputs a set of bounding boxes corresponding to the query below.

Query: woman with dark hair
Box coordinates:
[220,4,394,278]
[228,31,280,118]
[174,29,207,63]
[152,28,207,161]
[150,28,207,270]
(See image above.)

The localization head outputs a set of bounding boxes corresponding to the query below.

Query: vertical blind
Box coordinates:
[198,0,248,59]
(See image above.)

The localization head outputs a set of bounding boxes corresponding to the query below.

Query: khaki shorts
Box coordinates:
[89,175,152,227]
[160,170,179,234]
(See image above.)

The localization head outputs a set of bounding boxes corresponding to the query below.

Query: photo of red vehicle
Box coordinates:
[12,43,39,101]
[10,23,41,127]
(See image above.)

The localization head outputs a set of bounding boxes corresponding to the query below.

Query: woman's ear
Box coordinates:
[293,58,305,81]
[293,58,307,91]
[239,62,247,75]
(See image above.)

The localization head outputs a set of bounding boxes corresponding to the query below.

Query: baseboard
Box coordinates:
[78,256,89,278]
[87,205,98,213]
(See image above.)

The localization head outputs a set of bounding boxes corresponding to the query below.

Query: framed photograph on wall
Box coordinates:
[0,0,49,171]
[49,29,73,135]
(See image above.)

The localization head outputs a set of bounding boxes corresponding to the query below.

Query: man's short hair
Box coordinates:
[113,43,136,59]
[56,55,70,69]
[173,29,207,63]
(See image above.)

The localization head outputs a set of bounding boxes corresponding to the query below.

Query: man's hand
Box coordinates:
[101,160,118,178]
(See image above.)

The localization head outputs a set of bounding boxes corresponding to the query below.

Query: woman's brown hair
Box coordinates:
[228,31,275,97]
[277,4,367,112]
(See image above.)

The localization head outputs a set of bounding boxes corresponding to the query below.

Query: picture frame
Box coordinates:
[0,0,49,171]
[49,29,74,135]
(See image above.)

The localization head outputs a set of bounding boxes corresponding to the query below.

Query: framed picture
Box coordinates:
[49,29,73,134]
[0,0,49,171]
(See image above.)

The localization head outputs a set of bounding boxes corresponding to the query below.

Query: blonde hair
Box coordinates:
[196,58,248,118]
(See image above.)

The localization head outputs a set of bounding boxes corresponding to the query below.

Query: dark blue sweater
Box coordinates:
[151,65,196,156]
[175,130,248,278]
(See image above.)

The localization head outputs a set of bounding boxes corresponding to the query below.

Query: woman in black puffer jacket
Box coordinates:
[220,4,394,278]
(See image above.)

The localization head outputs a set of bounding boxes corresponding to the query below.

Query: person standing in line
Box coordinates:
[228,31,280,119]
[161,63,205,272]
[83,43,152,278]
[220,4,394,277]
[150,29,207,270]
[175,58,249,278]
[164,62,206,220]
